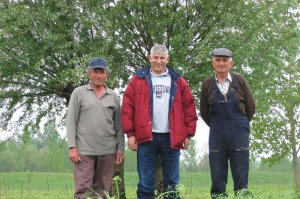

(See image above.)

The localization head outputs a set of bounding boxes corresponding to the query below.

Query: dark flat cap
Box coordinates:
[90,57,108,70]
[211,48,233,57]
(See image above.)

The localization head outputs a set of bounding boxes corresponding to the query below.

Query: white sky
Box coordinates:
[194,118,210,157]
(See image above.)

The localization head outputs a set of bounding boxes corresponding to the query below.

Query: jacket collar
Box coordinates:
[215,73,232,83]
[86,83,114,95]
[136,66,181,80]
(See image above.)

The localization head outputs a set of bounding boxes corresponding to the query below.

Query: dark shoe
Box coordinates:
[211,192,228,199]
[234,189,254,198]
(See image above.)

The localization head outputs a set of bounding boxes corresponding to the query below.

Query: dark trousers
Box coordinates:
[74,154,115,199]
[209,148,249,197]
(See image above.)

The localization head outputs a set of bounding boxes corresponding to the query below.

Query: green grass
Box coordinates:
[0,172,73,199]
[0,170,296,199]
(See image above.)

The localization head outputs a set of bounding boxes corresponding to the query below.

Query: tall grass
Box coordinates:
[0,170,295,199]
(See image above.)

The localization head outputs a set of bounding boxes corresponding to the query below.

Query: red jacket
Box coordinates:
[121,67,197,150]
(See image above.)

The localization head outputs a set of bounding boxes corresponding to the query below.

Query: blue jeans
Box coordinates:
[137,133,180,199]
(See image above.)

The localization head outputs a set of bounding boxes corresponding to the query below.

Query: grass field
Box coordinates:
[0,170,296,199]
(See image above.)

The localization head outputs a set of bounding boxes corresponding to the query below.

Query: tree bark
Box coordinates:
[292,151,300,191]
[288,103,300,191]
[291,135,300,191]
[110,163,127,199]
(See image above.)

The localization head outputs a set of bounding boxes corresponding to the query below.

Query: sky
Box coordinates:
[194,118,209,157]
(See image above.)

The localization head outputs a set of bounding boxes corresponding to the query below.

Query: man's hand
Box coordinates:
[69,147,81,163]
[115,152,124,164]
[128,136,138,151]
[183,138,190,150]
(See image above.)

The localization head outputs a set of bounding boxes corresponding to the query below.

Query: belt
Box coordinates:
[153,132,170,134]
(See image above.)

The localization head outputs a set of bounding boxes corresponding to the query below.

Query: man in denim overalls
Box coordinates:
[200,48,256,198]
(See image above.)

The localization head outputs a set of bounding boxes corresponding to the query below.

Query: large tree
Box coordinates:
[251,22,300,190]
[0,0,125,131]
[0,0,299,195]
[0,0,129,197]
[239,2,300,190]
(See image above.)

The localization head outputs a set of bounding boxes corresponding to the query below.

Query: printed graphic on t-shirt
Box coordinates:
[153,85,171,98]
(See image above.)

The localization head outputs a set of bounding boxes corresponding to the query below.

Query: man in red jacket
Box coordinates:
[122,44,197,199]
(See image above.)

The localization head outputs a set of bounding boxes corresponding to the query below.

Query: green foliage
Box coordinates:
[155,185,184,199]
[260,158,293,172]
[248,2,300,188]
[1,0,298,132]
[0,123,72,172]
[235,189,254,199]
[181,139,200,172]
[0,0,123,132]
[198,152,210,172]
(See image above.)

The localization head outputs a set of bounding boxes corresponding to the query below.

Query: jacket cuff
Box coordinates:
[126,132,135,138]
[187,132,195,138]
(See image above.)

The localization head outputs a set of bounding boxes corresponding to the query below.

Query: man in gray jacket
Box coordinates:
[67,57,124,199]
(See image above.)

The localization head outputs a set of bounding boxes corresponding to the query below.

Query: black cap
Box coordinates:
[211,48,233,57]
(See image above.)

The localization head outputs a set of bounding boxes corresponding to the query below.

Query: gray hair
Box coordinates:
[212,57,233,62]
[86,66,110,75]
[150,44,169,56]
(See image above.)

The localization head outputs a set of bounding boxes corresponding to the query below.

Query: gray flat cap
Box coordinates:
[211,48,233,57]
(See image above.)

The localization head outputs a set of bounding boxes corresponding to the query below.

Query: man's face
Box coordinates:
[148,52,170,74]
[212,56,233,75]
[88,68,108,87]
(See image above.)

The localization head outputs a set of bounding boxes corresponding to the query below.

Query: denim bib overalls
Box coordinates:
[209,80,250,196]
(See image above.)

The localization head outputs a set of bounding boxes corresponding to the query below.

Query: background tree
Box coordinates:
[251,22,300,189]
[198,152,210,172]
[0,123,71,172]
[257,158,293,172]
[0,0,299,195]
[0,139,19,172]
[182,139,199,172]
[38,123,69,172]
[0,0,124,132]
[0,1,128,196]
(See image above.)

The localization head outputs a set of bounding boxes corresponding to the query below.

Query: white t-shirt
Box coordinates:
[151,69,171,133]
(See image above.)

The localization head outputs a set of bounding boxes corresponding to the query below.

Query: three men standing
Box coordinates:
[66,47,255,199]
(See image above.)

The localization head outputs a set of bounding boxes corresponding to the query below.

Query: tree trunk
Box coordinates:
[289,105,300,191]
[110,159,163,198]
[110,163,126,199]
[291,138,300,191]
